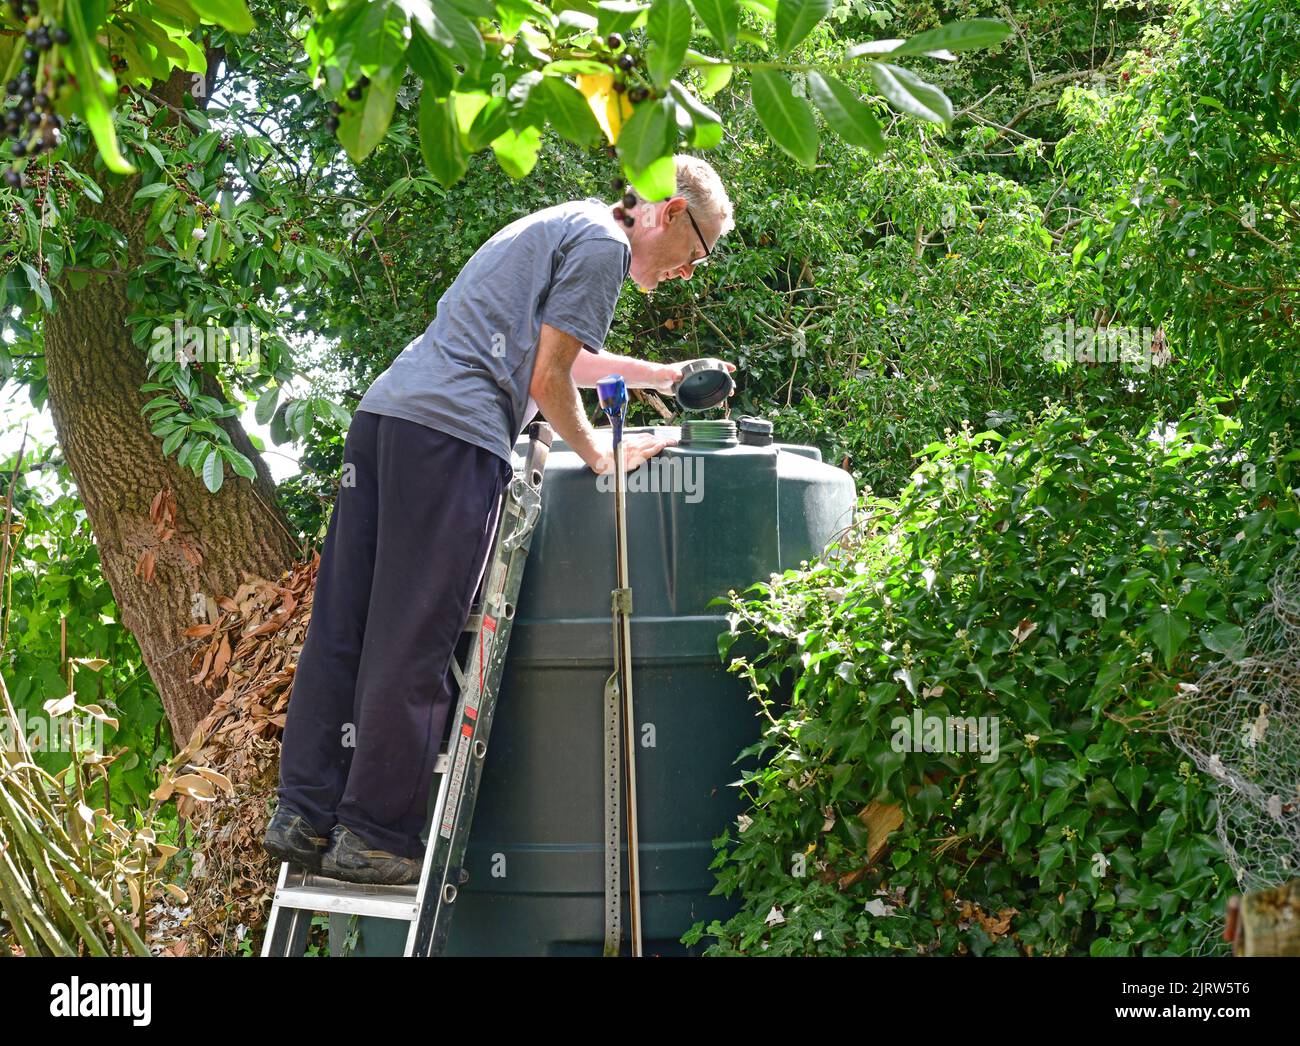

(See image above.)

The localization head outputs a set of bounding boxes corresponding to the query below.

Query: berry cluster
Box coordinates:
[322,75,369,134]
[610,177,636,228]
[604,33,654,104]
[1,5,71,189]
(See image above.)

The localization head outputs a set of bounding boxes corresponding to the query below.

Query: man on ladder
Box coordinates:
[262,155,735,886]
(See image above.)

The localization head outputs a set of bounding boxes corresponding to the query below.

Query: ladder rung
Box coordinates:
[462,613,482,633]
[274,882,420,921]
[434,751,449,775]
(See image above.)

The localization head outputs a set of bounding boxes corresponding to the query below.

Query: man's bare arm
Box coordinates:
[530,323,603,470]
[531,323,677,474]
[571,348,677,391]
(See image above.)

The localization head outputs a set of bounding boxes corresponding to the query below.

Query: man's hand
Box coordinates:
[652,359,738,396]
[590,430,679,475]
[573,350,737,397]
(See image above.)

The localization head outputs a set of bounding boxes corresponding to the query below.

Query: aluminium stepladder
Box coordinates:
[261,422,554,957]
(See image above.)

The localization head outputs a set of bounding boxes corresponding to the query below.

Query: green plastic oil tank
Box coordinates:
[329,418,854,956]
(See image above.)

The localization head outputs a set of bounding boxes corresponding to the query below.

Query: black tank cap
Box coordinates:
[738,416,773,446]
[673,358,735,411]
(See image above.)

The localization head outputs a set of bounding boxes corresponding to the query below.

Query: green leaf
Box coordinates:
[466,96,510,150]
[419,89,469,186]
[1145,609,1190,669]
[338,68,401,162]
[20,263,52,311]
[695,59,733,98]
[888,18,1010,56]
[543,59,612,75]
[491,125,542,177]
[269,403,291,446]
[428,0,486,71]
[202,447,225,493]
[750,68,818,167]
[539,77,602,147]
[1022,754,1045,801]
[254,386,280,426]
[187,0,256,32]
[65,0,135,175]
[806,71,883,155]
[868,61,953,128]
[690,0,739,51]
[408,27,457,94]
[162,426,187,457]
[133,182,173,201]
[223,446,258,481]
[669,81,723,148]
[617,96,678,174]
[317,399,352,429]
[774,0,831,56]
[1114,765,1149,811]
[623,153,677,200]
[646,0,692,90]
[596,1,651,38]
[1200,622,1246,659]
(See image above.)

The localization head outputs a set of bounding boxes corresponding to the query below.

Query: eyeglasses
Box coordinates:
[685,206,714,266]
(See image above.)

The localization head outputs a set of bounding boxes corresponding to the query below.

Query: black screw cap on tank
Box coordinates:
[672,358,734,411]
[737,416,773,447]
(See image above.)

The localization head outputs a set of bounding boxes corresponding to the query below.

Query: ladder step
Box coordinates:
[462,612,482,633]
[274,881,421,921]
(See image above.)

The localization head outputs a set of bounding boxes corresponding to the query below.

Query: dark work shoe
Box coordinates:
[262,803,330,872]
[320,824,423,886]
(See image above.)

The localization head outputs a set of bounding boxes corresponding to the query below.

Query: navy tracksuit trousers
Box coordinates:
[277,410,511,859]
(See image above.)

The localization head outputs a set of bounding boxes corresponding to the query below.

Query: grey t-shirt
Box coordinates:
[358,197,631,464]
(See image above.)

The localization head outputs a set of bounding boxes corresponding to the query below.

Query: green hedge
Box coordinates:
[685,402,1299,955]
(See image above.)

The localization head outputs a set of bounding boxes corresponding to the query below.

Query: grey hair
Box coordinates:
[622,154,735,238]
[671,154,735,237]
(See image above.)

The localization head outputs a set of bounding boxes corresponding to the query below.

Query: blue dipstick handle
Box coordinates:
[597,374,628,447]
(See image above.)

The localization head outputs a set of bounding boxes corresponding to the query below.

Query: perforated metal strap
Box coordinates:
[603,655,622,954]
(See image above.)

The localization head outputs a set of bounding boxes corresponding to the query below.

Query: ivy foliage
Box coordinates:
[687,402,1299,955]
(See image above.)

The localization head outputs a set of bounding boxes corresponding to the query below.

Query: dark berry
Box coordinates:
[347,85,362,101]
[53,28,70,45]
[613,205,625,221]
[25,110,39,127]
[17,81,33,99]
[40,127,57,150]
[328,100,342,114]
[606,33,623,50]
[33,92,47,109]
[628,86,649,103]
[612,79,626,93]
[24,28,37,43]
[617,53,635,71]
[611,176,625,192]
[12,141,25,157]
[622,214,635,228]
[357,74,369,88]
[325,116,339,132]
[5,81,16,95]
[605,145,618,158]
[622,191,636,209]
[22,49,38,66]
[3,169,21,189]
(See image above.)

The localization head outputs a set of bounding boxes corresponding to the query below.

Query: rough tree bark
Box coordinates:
[42,65,298,745]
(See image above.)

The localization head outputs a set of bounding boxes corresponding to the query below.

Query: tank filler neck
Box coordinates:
[679,418,738,448]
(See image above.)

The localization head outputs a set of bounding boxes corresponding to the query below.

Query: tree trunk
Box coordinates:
[42,66,298,745]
